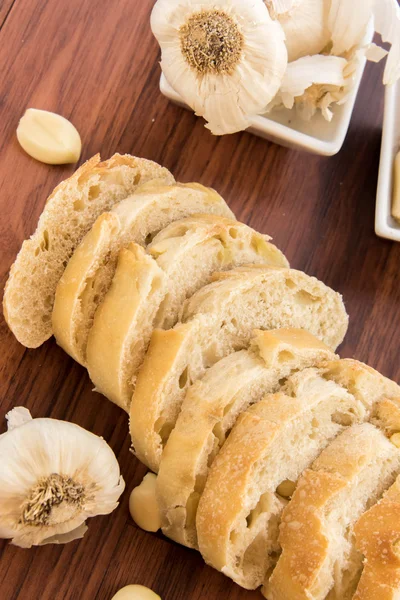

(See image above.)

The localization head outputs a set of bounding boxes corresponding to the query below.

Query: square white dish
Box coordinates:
[160,22,373,157]
[375,81,400,242]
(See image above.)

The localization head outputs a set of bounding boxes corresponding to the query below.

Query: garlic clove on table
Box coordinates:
[111,585,161,600]
[16,108,82,165]
[0,407,125,548]
[129,473,161,533]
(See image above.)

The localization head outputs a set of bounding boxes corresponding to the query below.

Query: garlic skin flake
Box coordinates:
[0,408,125,548]
[267,0,331,62]
[151,0,287,135]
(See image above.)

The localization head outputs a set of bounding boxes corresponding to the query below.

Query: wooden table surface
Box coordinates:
[0,1,399,599]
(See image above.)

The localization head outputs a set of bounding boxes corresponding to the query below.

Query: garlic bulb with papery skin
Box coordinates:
[267,54,347,120]
[266,0,331,62]
[0,408,125,548]
[151,0,287,135]
[328,0,400,85]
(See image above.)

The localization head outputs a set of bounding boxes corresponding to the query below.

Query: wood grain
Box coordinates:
[0,0,399,599]
[0,0,15,29]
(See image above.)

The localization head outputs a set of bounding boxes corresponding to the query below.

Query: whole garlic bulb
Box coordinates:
[151,0,288,135]
[266,0,331,62]
[0,407,125,548]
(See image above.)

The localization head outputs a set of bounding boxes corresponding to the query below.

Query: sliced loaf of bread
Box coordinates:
[353,473,400,600]
[156,329,336,549]
[3,154,174,348]
[196,369,367,590]
[266,424,400,600]
[130,266,349,472]
[86,243,167,411]
[52,184,235,365]
[85,219,288,411]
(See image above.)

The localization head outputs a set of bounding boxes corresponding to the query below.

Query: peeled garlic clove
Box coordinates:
[17,108,81,165]
[0,407,124,548]
[111,585,161,600]
[392,151,400,223]
[129,473,161,532]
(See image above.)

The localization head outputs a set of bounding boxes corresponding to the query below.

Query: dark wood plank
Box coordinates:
[0,0,15,29]
[0,0,399,599]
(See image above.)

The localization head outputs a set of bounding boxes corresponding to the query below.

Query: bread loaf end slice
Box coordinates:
[3,154,174,348]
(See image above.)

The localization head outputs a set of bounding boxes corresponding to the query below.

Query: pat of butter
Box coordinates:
[17,108,81,165]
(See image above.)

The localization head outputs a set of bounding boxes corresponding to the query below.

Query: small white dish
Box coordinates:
[160,22,374,157]
[375,81,400,242]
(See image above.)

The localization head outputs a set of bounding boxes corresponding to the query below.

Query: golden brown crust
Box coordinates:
[267,469,345,600]
[197,408,282,572]
[86,243,166,411]
[129,323,196,471]
[353,476,400,600]
[52,212,121,365]
[266,425,400,600]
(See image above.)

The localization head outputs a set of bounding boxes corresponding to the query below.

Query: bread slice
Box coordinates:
[52,183,235,365]
[130,266,348,472]
[86,243,167,411]
[3,154,174,348]
[180,266,348,354]
[157,329,337,549]
[196,370,367,590]
[318,359,400,434]
[266,424,400,600]
[148,214,288,329]
[353,474,400,600]
[84,217,287,410]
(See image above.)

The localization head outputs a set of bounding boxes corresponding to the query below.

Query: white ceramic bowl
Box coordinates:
[160,22,374,157]
[375,81,400,242]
